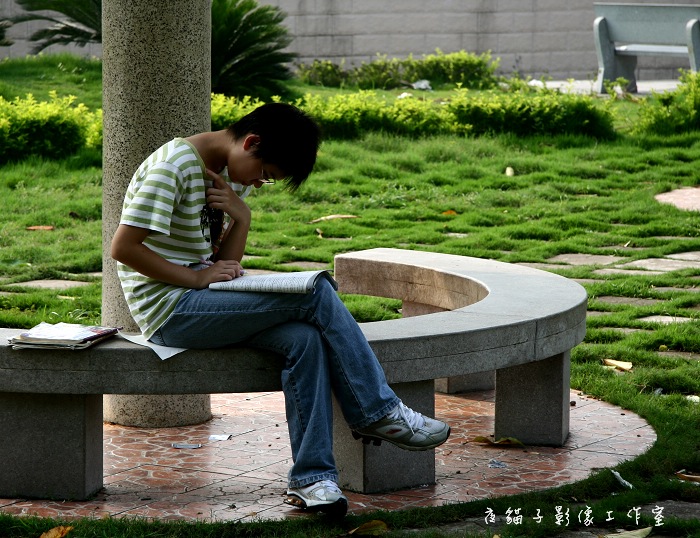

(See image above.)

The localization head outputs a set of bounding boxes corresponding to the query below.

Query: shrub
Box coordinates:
[634,71,700,135]
[297,49,499,90]
[295,87,614,140]
[349,54,405,90]
[298,91,456,139]
[211,0,297,101]
[84,107,102,149]
[0,87,616,161]
[0,19,12,47]
[446,87,616,139]
[0,92,90,162]
[210,93,266,131]
[297,91,390,139]
[387,96,457,137]
[296,60,349,88]
[404,49,499,89]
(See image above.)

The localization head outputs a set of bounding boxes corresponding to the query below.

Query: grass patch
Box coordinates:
[0,53,102,110]
[0,155,103,282]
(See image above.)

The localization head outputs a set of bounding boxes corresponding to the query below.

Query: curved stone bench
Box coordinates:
[0,248,587,500]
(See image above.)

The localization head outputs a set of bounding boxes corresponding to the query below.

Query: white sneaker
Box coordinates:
[285,479,348,517]
[352,401,450,451]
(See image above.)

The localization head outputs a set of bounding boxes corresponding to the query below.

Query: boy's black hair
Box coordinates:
[227,103,320,192]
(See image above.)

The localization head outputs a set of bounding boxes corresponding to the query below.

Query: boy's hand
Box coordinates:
[205,168,251,225]
[194,259,244,288]
[205,168,251,264]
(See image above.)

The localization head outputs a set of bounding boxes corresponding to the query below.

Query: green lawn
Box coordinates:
[0,53,102,110]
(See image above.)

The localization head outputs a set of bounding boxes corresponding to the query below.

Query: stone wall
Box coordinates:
[269,0,601,80]
[267,0,696,81]
[1,0,697,81]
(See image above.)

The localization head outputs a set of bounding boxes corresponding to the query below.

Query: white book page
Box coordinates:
[209,270,336,294]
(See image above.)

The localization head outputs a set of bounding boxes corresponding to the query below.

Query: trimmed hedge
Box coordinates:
[211,93,266,131]
[2,86,617,161]
[213,88,616,140]
[447,88,616,138]
[296,49,500,90]
[0,92,97,163]
[634,71,700,135]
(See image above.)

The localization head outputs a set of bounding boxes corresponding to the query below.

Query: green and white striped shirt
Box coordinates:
[117,138,249,339]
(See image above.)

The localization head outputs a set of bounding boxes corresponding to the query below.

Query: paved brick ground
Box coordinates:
[0,390,654,523]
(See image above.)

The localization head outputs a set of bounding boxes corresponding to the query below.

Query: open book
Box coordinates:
[8,322,120,350]
[209,270,337,294]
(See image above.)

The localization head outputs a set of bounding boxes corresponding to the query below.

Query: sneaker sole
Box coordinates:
[284,493,348,518]
[351,427,451,451]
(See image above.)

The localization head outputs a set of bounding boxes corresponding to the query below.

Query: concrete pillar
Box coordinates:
[101,0,212,427]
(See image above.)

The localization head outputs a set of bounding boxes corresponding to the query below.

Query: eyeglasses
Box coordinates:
[258,164,276,185]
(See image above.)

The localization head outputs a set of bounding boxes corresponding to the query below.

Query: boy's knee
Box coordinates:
[295,322,323,343]
[274,321,322,347]
[313,277,341,301]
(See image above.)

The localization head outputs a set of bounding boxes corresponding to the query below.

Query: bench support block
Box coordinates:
[495,352,570,446]
[334,381,435,493]
[0,393,103,500]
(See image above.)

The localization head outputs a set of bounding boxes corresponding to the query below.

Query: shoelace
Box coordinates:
[387,401,425,434]
[311,480,341,498]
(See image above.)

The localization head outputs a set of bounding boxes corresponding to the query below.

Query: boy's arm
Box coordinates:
[205,169,251,262]
[215,216,250,262]
[111,224,243,289]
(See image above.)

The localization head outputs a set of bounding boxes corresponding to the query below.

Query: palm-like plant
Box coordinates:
[5,0,297,100]
[9,0,101,54]
[0,19,13,46]
[211,0,297,99]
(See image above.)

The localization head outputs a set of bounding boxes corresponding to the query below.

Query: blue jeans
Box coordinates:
[149,278,399,488]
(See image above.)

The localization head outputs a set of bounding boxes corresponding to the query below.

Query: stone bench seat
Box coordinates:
[0,248,587,501]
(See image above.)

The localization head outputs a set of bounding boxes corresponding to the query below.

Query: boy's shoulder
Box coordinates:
[138,138,201,171]
[160,138,199,161]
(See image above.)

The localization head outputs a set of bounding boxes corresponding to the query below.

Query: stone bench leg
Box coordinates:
[333,380,435,493]
[594,16,638,93]
[494,352,571,446]
[0,393,103,500]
